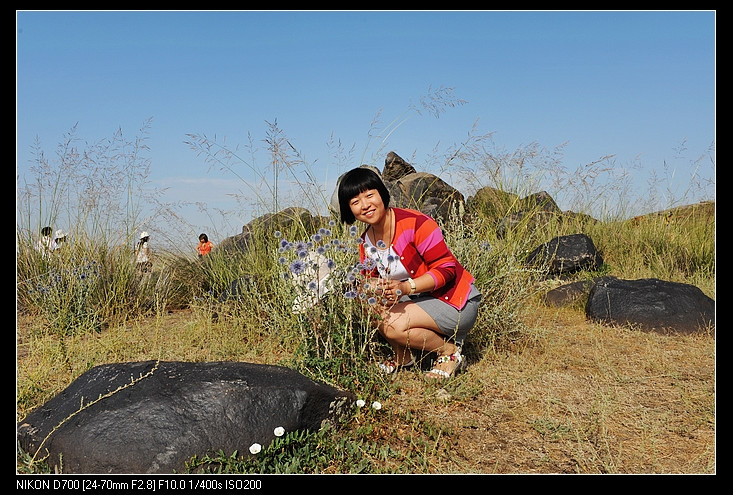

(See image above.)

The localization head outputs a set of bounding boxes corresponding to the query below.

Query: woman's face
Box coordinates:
[349,189,387,226]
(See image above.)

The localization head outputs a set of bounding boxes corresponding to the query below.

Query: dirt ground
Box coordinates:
[371,305,716,474]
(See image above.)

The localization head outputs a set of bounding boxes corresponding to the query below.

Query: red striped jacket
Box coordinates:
[359,207,475,310]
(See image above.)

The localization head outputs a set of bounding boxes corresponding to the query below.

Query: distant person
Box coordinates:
[135,232,152,273]
[36,226,55,258]
[196,233,214,258]
[52,229,68,252]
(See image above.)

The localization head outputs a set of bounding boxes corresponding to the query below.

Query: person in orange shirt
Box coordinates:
[196,233,214,258]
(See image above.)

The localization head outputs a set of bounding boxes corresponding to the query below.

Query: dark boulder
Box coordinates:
[542,276,617,307]
[392,171,464,221]
[526,233,603,278]
[17,360,355,474]
[585,278,715,334]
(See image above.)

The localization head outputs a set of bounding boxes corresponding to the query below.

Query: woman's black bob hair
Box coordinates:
[337,167,391,225]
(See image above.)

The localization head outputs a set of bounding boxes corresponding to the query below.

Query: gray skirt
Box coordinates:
[408,284,482,345]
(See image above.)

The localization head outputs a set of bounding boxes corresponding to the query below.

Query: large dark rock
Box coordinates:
[17,360,355,474]
[542,276,617,307]
[526,233,603,278]
[391,171,464,221]
[585,278,715,334]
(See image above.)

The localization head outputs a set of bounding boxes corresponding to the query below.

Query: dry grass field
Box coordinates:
[17,300,715,474]
[378,305,715,474]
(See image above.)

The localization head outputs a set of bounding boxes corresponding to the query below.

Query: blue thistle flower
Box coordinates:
[274,230,282,238]
[376,239,387,249]
[307,281,318,292]
[367,297,377,305]
[289,260,306,275]
[344,290,357,299]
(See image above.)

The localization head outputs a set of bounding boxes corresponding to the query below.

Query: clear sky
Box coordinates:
[16,10,716,248]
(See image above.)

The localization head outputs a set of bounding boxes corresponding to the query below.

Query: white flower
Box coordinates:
[356,399,366,408]
[249,443,262,454]
[273,426,285,437]
[372,401,382,410]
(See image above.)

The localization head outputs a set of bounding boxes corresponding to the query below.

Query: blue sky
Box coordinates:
[16,11,716,247]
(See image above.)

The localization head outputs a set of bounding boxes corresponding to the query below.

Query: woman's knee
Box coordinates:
[378,318,407,340]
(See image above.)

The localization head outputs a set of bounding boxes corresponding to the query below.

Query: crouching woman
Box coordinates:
[337,167,482,379]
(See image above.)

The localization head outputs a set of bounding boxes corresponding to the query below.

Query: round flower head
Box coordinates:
[289,259,306,275]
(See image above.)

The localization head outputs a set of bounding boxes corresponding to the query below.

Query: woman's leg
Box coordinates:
[375,301,457,364]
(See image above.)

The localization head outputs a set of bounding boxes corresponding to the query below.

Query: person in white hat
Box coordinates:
[52,229,68,252]
[135,231,151,273]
